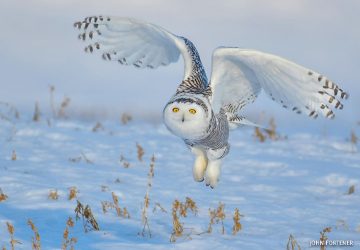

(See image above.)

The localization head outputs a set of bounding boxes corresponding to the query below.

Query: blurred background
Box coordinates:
[1,0,359,135]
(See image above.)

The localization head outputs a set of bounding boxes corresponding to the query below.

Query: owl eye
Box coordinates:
[189,108,197,114]
[172,107,179,113]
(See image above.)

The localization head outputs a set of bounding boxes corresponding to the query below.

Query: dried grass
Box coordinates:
[101,192,130,218]
[136,143,145,162]
[170,197,198,242]
[48,190,59,200]
[62,217,77,250]
[346,185,355,195]
[232,208,243,235]
[69,152,93,164]
[350,130,358,153]
[0,188,8,202]
[208,202,226,234]
[254,117,286,142]
[28,219,41,250]
[140,155,155,237]
[153,202,167,214]
[11,150,17,161]
[48,85,71,119]
[33,102,41,122]
[6,222,21,250]
[120,155,130,168]
[58,97,71,118]
[335,219,349,230]
[121,113,132,125]
[101,185,109,192]
[75,200,100,232]
[92,122,104,132]
[254,127,266,142]
[0,101,20,122]
[287,234,301,250]
[49,85,56,118]
[320,227,331,250]
[68,187,78,200]
[170,200,184,242]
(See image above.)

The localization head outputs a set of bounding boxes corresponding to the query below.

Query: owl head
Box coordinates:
[163,95,212,140]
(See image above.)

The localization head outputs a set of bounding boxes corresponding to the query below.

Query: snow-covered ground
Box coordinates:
[0,117,359,249]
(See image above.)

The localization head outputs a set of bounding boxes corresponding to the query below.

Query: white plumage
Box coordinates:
[74,16,349,188]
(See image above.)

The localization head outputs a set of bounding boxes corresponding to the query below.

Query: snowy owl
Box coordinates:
[73,16,349,188]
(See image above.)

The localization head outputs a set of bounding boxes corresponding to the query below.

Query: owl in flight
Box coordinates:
[74,16,348,188]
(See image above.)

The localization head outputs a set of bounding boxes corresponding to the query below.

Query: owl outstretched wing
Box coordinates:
[210,47,349,127]
[73,16,208,93]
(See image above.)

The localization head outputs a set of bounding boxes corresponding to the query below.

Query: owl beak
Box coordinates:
[181,115,185,123]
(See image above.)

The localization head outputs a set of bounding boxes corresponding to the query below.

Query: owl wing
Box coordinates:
[210,47,349,126]
[74,16,208,91]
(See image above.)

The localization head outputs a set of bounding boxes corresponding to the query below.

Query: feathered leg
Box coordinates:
[190,147,208,182]
[204,144,229,188]
[205,159,222,188]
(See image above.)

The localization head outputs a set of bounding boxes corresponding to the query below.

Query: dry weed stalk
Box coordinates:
[350,130,358,153]
[320,227,331,250]
[62,217,77,250]
[114,193,130,218]
[101,201,112,213]
[208,202,226,234]
[254,117,284,142]
[92,122,104,132]
[170,197,198,242]
[58,97,71,118]
[347,185,355,195]
[48,86,71,119]
[33,102,41,122]
[232,208,243,235]
[0,188,8,202]
[80,151,93,164]
[254,127,266,142]
[287,234,301,250]
[120,155,130,168]
[69,152,93,164]
[100,192,130,218]
[68,187,78,200]
[68,156,81,163]
[49,85,56,117]
[101,185,109,192]
[121,113,132,125]
[136,143,145,162]
[112,192,122,216]
[153,202,167,214]
[335,219,349,230]
[140,155,156,237]
[184,197,198,215]
[265,117,279,140]
[11,150,16,161]
[75,200,100,232]
[170,200,184,242]
[123,207,130,218]
[27,219,41,250]
[0,101,20,121]
[48,190,59,200]
[6,222,21,250]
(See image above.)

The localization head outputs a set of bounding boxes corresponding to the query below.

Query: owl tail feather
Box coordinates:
[226,114,264,130]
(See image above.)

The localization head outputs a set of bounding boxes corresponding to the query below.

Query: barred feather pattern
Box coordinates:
[176,37,210,97]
